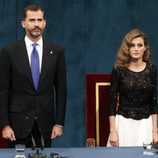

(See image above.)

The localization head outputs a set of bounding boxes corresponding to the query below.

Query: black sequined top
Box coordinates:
[108,64,158,120]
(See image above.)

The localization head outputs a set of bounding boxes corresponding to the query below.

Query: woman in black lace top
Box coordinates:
[107,29,158,147]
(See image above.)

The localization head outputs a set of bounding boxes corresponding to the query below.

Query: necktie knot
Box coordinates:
[32,43,38,48]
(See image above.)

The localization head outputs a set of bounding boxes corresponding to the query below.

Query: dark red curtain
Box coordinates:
[86,74,111,146]
[0,131,8,148]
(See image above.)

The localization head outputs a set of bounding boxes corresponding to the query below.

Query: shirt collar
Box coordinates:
[24,36,43,47]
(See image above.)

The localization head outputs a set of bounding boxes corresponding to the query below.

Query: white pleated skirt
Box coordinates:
[107,114,152,147]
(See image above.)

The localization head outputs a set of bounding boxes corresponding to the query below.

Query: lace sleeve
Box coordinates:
[149,65,158,114]
[108,67,120,116]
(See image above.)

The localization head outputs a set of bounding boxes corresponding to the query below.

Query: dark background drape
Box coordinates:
[0,0,158,147]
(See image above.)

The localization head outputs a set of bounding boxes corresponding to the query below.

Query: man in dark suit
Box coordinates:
[0,4,67,147]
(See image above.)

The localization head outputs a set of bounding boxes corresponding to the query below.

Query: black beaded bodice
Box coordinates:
[108,64,158,120]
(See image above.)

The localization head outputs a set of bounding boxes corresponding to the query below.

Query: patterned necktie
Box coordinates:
[31,43,40,90]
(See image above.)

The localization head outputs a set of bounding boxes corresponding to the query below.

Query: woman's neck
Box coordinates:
[128,60,146,72]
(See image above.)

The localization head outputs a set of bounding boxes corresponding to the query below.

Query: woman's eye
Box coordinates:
[130,44,135,47]
[138,44,143,47]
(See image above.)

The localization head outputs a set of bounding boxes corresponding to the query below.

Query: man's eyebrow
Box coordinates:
[28,18,43,20]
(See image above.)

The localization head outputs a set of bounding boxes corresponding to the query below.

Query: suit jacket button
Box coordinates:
[25,116,29,120]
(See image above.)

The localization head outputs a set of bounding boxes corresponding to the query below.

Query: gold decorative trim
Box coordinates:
[95,82,110,146]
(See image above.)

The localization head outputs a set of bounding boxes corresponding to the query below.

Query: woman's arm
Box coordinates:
[108,67,120,146]
[109,116,119,146]
[150,65,158,144]
[151,114,158,144]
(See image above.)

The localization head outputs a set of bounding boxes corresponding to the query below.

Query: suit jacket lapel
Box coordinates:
[16,40,34,89]
[16,40,53,90]
[38,42,52,88]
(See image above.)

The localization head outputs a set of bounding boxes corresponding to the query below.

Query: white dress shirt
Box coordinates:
[24,36,43,72]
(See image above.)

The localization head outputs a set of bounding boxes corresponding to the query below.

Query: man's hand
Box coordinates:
[2,125,16,141]
[51,124,63,139]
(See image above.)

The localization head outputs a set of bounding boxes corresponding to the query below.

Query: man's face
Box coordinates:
[21,10,46,41]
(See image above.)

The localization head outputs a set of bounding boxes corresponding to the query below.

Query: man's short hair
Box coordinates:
[23,4,45,20]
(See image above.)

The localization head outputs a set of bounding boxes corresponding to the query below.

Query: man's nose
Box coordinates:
[34,20,39,26]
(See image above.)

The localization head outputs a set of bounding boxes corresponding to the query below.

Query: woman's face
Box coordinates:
[129,37,146,61]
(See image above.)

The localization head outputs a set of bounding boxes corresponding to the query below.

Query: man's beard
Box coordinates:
[29,27,43,39]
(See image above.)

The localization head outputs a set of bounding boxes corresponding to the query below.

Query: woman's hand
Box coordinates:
[109,131,119,146]
[152,131,158,144]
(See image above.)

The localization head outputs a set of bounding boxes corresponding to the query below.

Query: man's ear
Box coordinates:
[44,20,46,28]
[21,21,25,28]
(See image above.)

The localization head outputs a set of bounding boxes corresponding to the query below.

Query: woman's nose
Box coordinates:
[134,46,138,50]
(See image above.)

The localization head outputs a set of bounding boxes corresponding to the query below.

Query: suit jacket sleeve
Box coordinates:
[0,47,10,128]
[54,47,67,126]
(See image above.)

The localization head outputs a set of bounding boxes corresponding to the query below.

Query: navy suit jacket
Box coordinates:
[0,39,67,139]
